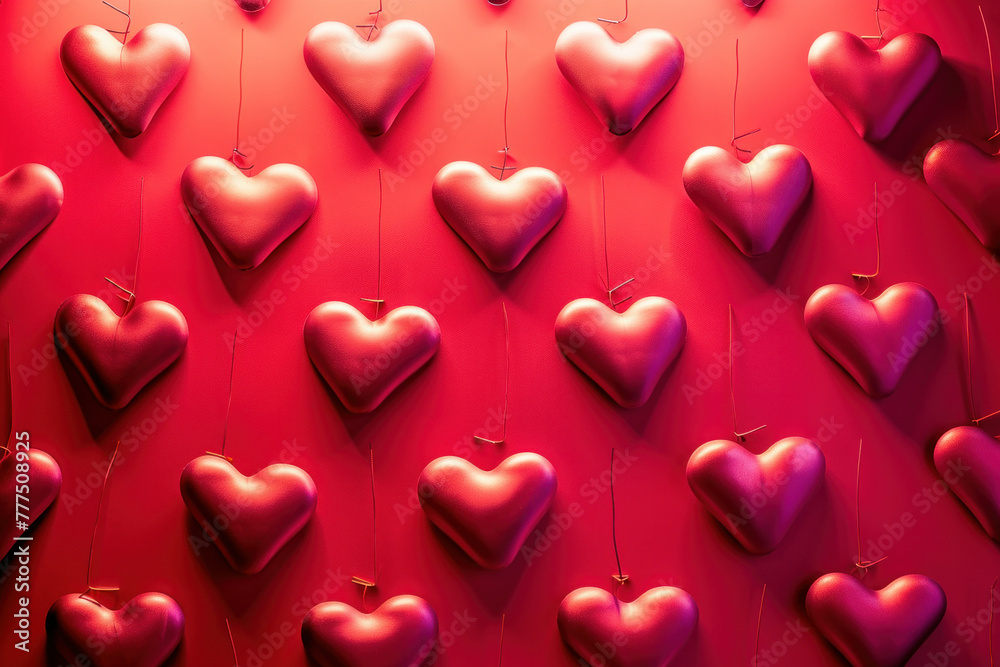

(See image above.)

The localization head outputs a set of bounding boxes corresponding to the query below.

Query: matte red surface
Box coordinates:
[2,0,1000,665]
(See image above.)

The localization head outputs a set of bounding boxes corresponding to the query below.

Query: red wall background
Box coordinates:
[2,0,1000,664]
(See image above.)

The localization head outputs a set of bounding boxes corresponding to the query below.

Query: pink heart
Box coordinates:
[558,586,698,667]
[46,592,185,667]
[179,455,317,574]
[55,295,189,410]
[432,162,567,273]
[808,31,941,143]
[806,573,946,667]
[686,437,826,553]
[555,297,686,408]
[304,20,434,136]
[555,22,684,135]
[1,448,62,547]
[0,164,63,271]
[682,144,813,256]
[418,453,557,569]
[934,425,1000,541]
[924,139,1000,252]
[304,302,440,413]
[804,283,938,397]
[301,595,438,667]
[60,24,190,138]
[181,156,318,271]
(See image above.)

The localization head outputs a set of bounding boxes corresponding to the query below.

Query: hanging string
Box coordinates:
[490,31,516,181]
[753,584,767,667]
[610,448,628,587]
[226,619,240,667]
[852,183,881,297]
[980,6,1000,143]
[852,439,887,578]
[357,0,383,41]
[497,613,506,667]
[360,169,385,319]
[965,293,1000,427]
[731,40,761,157]
[82,441,122,603]
[104,178,143,315]
[351,444,379,607]
[598,0,628,24]
[232,30,253,172]
[861,0,890,47]
[474,302,510,446]
[206,336,238,462]
[729,305,766,441]
[599,175,634,311]
[102,0,131,45]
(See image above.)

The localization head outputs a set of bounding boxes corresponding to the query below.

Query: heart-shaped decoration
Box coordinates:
[432,161,567,273]
[934,425,1000,541]
[236,0,269,12]
[179,455,317,574]
[806,573,946,667]
[304,20,435,136]
[555,21,684,135]
[924,139,1000,252]
[181,156,318,271]
[555,297,686,408]
[304,302,441,414]
[682,144,813,257]
[0,164,63,271]
[804,283,938,397]
[686,437,825,553]
[558,586,698,667]
[418,452,557,569]
[46,592,185,667]
[302,595,438,667]
[55,295,189,410]
[1,448,62,549]
[60,24,190,138]
[808,31,941,143]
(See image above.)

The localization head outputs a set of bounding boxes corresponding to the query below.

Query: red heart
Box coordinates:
[181,156,318,271]
[555,22,684,135]
[304,302,440,413]
[682,144,813,257]
[934,425,1000,541]
[60,24,190,138]
[46,592,185,667]
[301,595,438,667]
[806,573,946,667]
[236,0,269,11]
[804,283,938,397]
[558,586,698,667]
[55,295,189,410]
[304,20,434,136]
[179,455,317,574]
[808,31,941,143]
[924,139,1000,252]
[555,297,686,408]
[418,453,557,569]
[1,448,62,548]
[432,162,567,273]
[0,164,63,271]
[686,437,825,553]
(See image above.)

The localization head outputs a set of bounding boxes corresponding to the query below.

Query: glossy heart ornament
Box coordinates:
[181,156,318,271]
[555,21,684,135]
[60,24,190,138]
[1,448,61,549]
[432,162,567,273]
[0,164,63,271]
[804,283,938,397]
[806,573,946,667]
[686,437,825,553]
[304,20,434,136]
[682,144,813,256]
[180,455,318,574]
[934,425,1000,541]
[558,586,698,667]
[236,0,269,12]
[555,297,686,408]
[418,453,557,569]
[924,139,1000,251]
[808,31,941,143]
[302,595,438,667]
[55,295,189,410]
[304,302,441,413]
[46,592,185,667]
